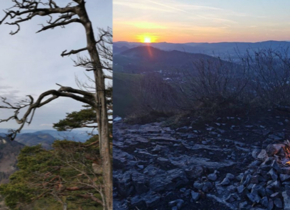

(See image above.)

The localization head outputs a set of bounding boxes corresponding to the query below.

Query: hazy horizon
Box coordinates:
[114,39,290,44]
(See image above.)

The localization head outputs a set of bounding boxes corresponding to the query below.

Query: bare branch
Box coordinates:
[36,18,81,33]
[104,75,112,80]
[0,84,96,140]
[61,47,88,57]
[0,1,80,35]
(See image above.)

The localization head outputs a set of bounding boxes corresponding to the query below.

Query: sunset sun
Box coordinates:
[144,37,151,43]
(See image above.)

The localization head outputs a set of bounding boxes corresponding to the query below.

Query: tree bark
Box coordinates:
[76,3,112,210]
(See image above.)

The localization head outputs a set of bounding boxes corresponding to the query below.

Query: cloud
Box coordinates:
[148,0,223,12]
[0,85,13,89]
[130,21,167,29]
[113,1,174,13]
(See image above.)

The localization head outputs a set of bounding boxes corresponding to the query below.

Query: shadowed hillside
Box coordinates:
[114,46,224,74]
[0,137,24,184]
[113,72,142,117]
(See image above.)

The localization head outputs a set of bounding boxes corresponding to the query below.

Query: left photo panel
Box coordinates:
[0,1,112,210]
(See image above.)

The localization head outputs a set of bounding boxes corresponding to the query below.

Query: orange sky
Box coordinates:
[114,0,290,43]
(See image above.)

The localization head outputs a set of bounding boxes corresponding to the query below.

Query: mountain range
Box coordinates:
[114,45,235,74]
[0,129,92,149]
[114,41,290,59]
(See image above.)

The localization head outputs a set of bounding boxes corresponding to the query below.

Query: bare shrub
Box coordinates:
[179,57,250,116]
[240,48,290,107]
[127,72,182,123]
[127,48,290,123]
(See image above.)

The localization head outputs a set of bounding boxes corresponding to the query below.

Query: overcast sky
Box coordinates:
[0,0,112,131]
[114,0,290,43]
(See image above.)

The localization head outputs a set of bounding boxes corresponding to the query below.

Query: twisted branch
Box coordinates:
[0,84,95,140]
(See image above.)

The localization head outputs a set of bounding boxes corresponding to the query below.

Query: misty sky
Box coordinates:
[0,0,112,130]
[114,0,290,43]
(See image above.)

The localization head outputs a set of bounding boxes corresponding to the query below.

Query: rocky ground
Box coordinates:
[113,108,290,210]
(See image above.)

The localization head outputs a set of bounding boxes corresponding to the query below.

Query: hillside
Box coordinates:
[113,72,142,117]
[0,137,24,184]
[114,46,226,74]
[14,133,56,150]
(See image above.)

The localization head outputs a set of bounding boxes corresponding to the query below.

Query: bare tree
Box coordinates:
[0,1,112,209]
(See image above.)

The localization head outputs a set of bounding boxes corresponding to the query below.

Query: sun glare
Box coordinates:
[137,34,157,43]
[144,37,151,43]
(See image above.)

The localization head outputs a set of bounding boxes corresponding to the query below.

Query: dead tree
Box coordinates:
[0,1,112,209]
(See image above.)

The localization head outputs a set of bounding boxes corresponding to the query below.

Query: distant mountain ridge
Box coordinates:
[14,133,56,150]
[114,40,290,58]
[0,129,92,149]
[120,45,215,61]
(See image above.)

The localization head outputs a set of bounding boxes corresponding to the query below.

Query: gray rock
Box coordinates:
[227,185,236,193]
[280,174,290,182]
[237,185,245,194]
[270,192,280,198]
[144,193,161,208]
[268,134,283,141]
[193,181,203,190]
[156,157,170,168]
[266,144,284,156]
[282,190,290,210]
[168,199,184,209]
[278,166,290,175]
[236,173,244,181]
[271,160,281,173]
[185,166,204,179]
[207,172,217,181]
[226,173,235,180]
[261,196,268,207]
[252,149,261,159]
[132,173,149,194]
[239,201,248,209]
[225,193,237,202]
[257,149,268,161]
[130,196,146,209]
[187,134,198,139]
[191,191,200,201]
[243,174,252,186]
[266,188,274,197]
[268,199,274,210]
[267,180,280,190]
[250,175,260,184]
[247,183,254,190]
[149,169,188,192]
[220,177,231,186]
[267,168,278,181]
[274,197,283,208]
[247,192,261,203]
[202,181,213,193]
[215,184,225,195]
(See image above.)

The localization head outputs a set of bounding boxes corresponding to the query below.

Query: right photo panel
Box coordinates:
[113,1,290,209]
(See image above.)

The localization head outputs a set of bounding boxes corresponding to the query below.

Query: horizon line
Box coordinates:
[114,40,290,44]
